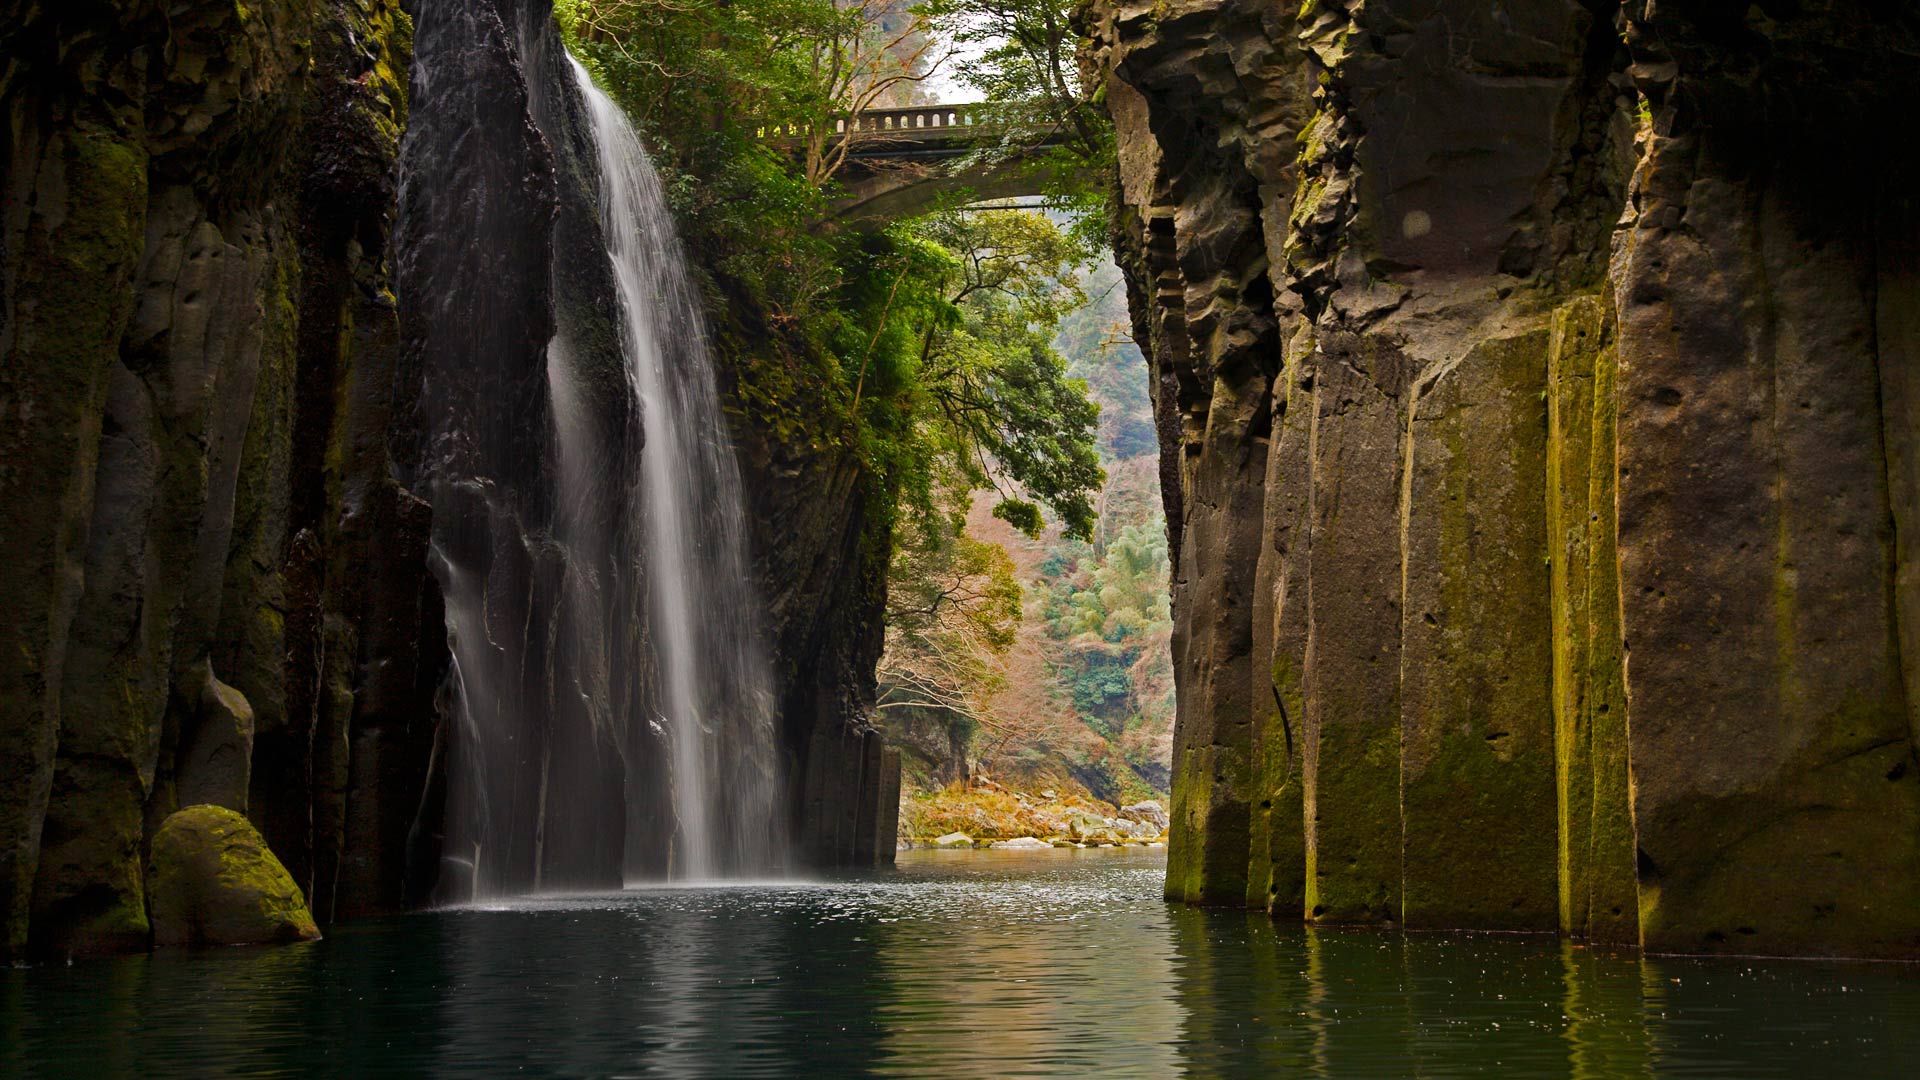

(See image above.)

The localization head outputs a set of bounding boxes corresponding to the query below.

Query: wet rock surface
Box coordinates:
[1087,0,1920,956]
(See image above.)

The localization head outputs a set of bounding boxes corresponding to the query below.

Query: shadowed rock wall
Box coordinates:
[711,306,897,868]
[1,0,442,957]
[1089,0,1920,957]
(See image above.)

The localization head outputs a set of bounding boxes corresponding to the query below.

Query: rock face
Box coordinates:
[1088,0,1920,957]
[174,661,255,814]
[398,0,635,895]
[731,398,901,870]
[148,805,320,948]
[1120,801,1170,835]
[2,0,441,958]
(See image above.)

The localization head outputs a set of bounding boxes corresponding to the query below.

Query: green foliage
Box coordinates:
[902,208,1104,540]
[561,2,1105,552]
[1042,522,1170,644]
[924,0,1117,244]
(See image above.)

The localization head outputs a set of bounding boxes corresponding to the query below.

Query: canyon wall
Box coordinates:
[1,0,441,957]
[1,0,894,957]
[1089,0,1920,957]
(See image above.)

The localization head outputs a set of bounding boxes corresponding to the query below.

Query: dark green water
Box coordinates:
[3,848,1916,1078]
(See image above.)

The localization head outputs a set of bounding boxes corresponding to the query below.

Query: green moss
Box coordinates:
[1289,177,1330,231]
[1634,693,1920,958]
[1399,330,1558,931]
[148,805,319,948]
[1297,343,1405,926]
[1303,718,1402,924]
[1546,296,1603,936]
[7,121,149,960]
[1579,311,1638,946]
[1253,652,1307,914]
[24,127,147,358]
[1165,747,1212,902]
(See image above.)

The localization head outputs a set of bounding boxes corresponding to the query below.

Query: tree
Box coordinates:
[877,512,1020,725]
[925,0,1116,239]
[567,0,949,189]
[792,0,951,187]
[896,207,1104,540]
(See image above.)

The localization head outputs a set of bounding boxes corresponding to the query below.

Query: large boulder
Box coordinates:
[148,805,320,947]
[1065,813,1110,841]
[1119,801,1170,834]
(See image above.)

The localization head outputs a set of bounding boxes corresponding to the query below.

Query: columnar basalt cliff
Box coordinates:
[1,0,440,956]
[1,0,895,957]
[1088,0,1920,957]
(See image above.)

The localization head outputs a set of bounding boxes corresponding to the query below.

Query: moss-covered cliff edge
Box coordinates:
[1088,0,1920,958]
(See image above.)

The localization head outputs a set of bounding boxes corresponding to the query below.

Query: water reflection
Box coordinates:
[864,855,1182,1075]
[3,849,1916,1078]
[1564,941,1653,1079]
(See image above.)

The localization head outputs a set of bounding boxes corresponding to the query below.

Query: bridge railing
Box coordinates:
[754,103,997,145]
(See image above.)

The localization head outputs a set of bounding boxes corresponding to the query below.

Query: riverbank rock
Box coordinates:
[1119,801,1170,834]
[932,832,973,848]
[992,837,1052,850]
[1066,814,1132,846]
[148,806,320,948]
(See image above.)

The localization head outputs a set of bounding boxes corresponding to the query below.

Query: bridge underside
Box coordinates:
[830,154,1085,225]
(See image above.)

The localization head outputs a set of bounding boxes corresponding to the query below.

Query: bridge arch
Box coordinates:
[755,104,1086,225]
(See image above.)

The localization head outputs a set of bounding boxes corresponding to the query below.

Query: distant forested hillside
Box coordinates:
[880,258,1173,804]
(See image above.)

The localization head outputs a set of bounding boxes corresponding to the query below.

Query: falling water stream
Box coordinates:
[431,55,781,898]
[570,59,781,881]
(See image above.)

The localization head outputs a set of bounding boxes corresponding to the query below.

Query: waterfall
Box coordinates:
[422,31,783,899]
[569,59,782,881]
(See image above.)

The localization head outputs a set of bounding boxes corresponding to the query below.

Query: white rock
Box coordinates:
[991,837,1052,849]
[932,831,973,847]
[1119,800,1171,833]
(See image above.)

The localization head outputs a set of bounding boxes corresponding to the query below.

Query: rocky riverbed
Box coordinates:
[898,782,1170,850]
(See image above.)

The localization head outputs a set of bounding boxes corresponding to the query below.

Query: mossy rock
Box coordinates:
[147,805,319,948]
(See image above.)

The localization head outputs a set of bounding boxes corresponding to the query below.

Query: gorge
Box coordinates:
[3,0,1920,1073]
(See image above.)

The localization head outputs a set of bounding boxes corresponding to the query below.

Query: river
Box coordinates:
[4,848,1916,1077]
